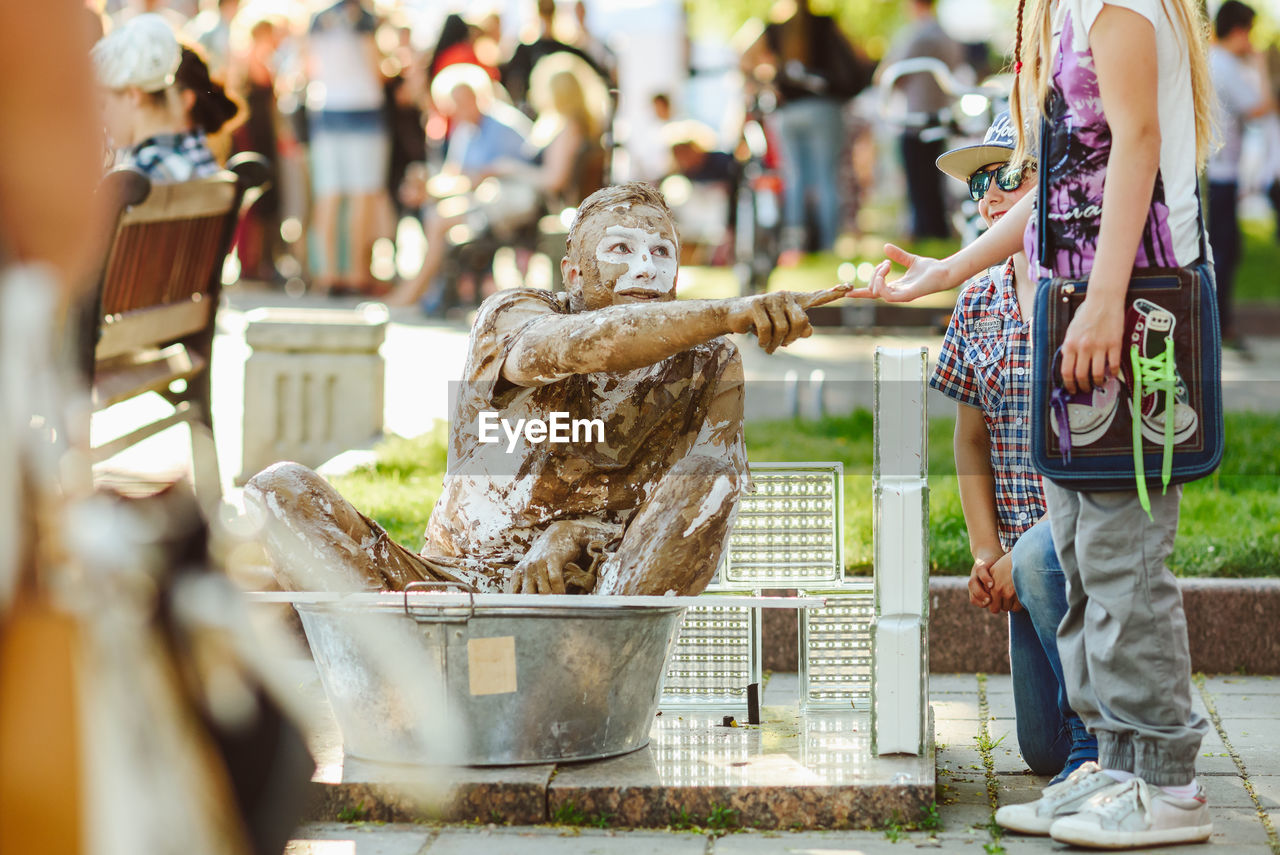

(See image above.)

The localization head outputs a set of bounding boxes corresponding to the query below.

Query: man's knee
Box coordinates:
[662,455,740,526]
[669,453,739,482]
[1011,521,1060,603]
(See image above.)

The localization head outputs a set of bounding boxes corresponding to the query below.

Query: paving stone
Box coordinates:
[1204,807,1274,847]
[931,699,981,721]
[934,800,995,832]
[929,674,977,695]
[1248,775,1280,809]
[1195,729,1244,776]
[1200,773,1255,808]
[933,715,979,748]
[1202,695,1280,718]
[1215,719,1280,750]
[285,824,432,855]
[938,774,993,808]
[984,693,1017,721]
[1200,675,1280,695]
[426,828,707,855]
[712,829,944,853]
[993,774,1047,806]
[983,675,1013,695]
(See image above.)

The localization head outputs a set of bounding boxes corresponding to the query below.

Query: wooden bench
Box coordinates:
[84,154,268,511]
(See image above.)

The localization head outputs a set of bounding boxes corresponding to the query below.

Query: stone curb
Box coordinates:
[926,576,1280,675]
[759,578,1280,675]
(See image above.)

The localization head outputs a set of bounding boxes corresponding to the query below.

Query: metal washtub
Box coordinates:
[294,583,687,766]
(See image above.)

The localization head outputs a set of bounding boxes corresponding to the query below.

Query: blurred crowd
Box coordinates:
[84,0,1280,316]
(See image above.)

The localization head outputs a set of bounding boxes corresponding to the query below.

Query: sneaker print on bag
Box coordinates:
[1123,298,1199,445]
[1048,350,1121,462]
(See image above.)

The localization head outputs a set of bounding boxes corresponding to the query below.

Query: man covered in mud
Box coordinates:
[247,182,849,597]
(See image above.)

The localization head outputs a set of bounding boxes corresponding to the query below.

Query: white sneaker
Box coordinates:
[1049,777,1212,849]
[994,761,1121,835]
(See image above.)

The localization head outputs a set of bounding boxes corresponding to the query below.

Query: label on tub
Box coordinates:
[467,636,518,695]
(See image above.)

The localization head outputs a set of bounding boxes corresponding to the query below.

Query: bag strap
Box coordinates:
[1192,181,1208,264]
[1037,116,1050,271]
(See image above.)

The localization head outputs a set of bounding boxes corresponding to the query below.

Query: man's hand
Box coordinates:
[726,284,852,353]
[847,244,956,304]
[505,519,619,594]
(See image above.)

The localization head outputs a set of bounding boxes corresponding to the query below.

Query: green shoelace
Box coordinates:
[1130,337,1177,519]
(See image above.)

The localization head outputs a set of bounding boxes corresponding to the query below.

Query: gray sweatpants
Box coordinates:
[1043,481,1208,786]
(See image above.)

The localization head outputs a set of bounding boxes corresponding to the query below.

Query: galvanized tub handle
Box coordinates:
[403,579,476,622]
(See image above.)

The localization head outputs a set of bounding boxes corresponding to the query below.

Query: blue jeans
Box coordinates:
[1010,518,1098,777]
[773,97,845,251]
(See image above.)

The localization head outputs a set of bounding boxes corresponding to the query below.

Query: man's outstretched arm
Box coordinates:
[503,285,851,387]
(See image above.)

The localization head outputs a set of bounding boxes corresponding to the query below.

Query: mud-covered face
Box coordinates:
[565,204,679,311]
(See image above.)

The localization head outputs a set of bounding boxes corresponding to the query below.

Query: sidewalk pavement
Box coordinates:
[285,673,1280,854]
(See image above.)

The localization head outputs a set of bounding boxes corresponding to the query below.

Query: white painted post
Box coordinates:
[871,347,930,755]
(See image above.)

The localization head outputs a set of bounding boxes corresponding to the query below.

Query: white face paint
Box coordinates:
[594,224,678,300]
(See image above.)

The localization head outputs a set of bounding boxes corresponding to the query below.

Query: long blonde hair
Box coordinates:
[1008,0,1215,171]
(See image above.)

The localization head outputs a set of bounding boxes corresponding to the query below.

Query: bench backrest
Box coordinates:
[95,172,240,362]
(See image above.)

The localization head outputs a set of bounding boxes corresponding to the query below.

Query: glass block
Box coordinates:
[870,346,931,756]
[719,463,845,588]
[660,595,762,711]
[798,583,875,711]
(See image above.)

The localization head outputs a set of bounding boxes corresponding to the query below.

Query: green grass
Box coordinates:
[676,233,963,303]
[1236,216,1280,303]
[330,411,1280,577]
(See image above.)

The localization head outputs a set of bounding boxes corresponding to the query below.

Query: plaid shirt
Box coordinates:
[930,260,1046,550]
[119,131,221,184]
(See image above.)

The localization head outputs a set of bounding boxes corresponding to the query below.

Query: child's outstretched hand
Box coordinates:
[847,244,955,304]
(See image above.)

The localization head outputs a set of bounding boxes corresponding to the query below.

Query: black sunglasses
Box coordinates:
[968,162,1031,201]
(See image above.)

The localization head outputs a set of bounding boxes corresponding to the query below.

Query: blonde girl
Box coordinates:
[856,0,1219,847]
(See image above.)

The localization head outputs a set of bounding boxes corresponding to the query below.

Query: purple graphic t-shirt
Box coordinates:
[1026,0,1202,279]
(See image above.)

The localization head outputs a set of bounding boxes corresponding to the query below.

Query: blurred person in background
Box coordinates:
[568,0,617,88]
[384,18,429,228]
[231,15,287,282]
[93,14,223,183]
[390,54,606,311]
[1208,0,1273,355]
[662,120,739,264]
[184,0,239,77]
[304,0,390,296]
[112,0,190,32]
[740,0,871,261]
[429,13,500,82]
[503,0,605,117]
[175,44,244,165]
[388,63,532,309]
[880,0,965,240]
